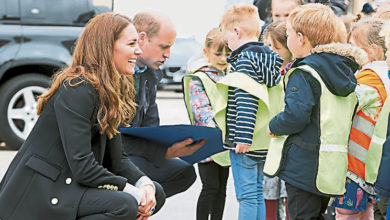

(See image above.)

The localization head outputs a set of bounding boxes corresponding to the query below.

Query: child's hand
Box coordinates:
[268,128,279,138]
[235,143,251,154]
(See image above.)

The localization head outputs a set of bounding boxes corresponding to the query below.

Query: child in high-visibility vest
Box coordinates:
[184,27,231,220]
[219,3,283,220]
[263,20,292,220]
[374,20,390,220]
[330,16,389,220]
[264,20,294,75]
[268,3,368,219]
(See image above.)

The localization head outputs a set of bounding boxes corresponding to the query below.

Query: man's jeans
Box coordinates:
[230,152,265,220]
[128,155,196,198]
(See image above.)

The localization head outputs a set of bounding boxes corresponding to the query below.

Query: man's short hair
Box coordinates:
[220,3,263,39]
[133,11,160,38]
[287,3,339,47]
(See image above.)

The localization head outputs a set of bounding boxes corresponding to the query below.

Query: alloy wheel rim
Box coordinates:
[7,86,47,140]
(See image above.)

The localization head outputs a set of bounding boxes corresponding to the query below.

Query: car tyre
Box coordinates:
[0,74,50,150]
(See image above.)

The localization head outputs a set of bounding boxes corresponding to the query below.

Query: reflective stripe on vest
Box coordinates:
[212,72,284,166]
[182,71,231,166]
[352,113,376,139]
[365,97,390,184]
[264,65,357,196]
[348,112,375,180]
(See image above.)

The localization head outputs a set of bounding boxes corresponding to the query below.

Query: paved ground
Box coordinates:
[0,90,238,219]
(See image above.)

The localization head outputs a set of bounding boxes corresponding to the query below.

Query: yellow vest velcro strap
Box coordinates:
[289,136,318,151]
[320,145,348,152]
[371,135,386,145]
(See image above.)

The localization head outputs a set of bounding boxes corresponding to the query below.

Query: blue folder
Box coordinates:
[120,124,224,164]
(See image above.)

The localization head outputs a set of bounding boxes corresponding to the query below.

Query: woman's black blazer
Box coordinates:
[0,79,145,220]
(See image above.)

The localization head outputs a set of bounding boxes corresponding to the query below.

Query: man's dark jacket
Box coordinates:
[122,68,168,167]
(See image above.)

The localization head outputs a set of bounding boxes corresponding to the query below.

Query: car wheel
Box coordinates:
[0,74,50,150]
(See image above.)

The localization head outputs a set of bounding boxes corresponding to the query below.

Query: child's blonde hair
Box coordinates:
[333,17,348,43]
[204,28,231,53]
[287,3,340,47]
[220,3,262,39]
[350,17,386,60]
[374,10,390,20]
[380,21,390,51]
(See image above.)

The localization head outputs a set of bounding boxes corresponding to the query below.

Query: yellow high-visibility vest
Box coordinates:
[264,65,358,195]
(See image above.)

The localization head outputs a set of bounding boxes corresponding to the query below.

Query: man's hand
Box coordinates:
[165,138,206,158]
[137,184,156,220]
[235,143,251,154]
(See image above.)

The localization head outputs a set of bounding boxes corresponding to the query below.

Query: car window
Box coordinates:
[0,0,20,23]
[164,38,201,67]
[19,0,111,26]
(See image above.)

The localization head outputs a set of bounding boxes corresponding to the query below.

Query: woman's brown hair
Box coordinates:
[37,13,137,139]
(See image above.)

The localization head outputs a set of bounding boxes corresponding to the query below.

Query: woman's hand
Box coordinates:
[136,184,156,220]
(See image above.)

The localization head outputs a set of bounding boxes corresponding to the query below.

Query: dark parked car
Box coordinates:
[159,37,201,91]
[0,0,110,150]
